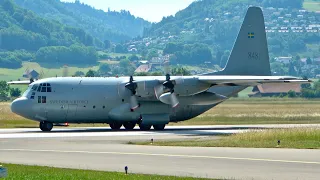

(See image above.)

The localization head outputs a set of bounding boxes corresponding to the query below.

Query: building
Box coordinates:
[275,57,292,64]
[249,83,301,97]
[134,64,152,73]
[22,69,39,79]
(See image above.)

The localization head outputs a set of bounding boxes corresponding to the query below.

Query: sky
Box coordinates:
[62,0,195,22]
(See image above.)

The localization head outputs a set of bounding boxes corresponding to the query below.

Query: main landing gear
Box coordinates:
[39,121,53,132]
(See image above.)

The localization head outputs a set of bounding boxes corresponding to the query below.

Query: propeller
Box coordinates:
[155,74,179,108]
[29,78,34,84]
[125,76,139,111]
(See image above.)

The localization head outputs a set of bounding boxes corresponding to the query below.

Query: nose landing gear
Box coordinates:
[39,121,53,132]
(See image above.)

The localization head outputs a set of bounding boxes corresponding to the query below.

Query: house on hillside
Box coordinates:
[249,84,301,97]
[22,69,39,79]
[275,57,292,64]
[134,64,152,73]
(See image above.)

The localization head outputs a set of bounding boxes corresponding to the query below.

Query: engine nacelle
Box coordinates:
[178,92,227,105]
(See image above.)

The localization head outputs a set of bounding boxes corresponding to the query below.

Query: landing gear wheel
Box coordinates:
[39,121,53,132]
[153,124,166,131]
[123,122,136,130]
[109,122,122,130]
[139,124,152,131]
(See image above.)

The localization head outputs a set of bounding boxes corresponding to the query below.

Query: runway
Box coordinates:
[0,124,320,180]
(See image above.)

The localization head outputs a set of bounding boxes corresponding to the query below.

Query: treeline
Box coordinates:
[301,80,320,98]
[0,0,102,68]
[0,0,98,49]
[163,43,212,64]
[0,50,34,68]
[36,44,98,65]
[0,81,21,101]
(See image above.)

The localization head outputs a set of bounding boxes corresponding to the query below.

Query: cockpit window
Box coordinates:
[37,83,52,92]
[32,85,38,91]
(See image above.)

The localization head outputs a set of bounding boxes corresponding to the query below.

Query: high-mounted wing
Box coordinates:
[7,80,32,85]
[198,76,311,87]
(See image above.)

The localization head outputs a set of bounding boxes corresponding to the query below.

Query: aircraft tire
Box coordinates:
[109,122,122,130]
[123,122,136,130]
[39,121,53,132]
[153,124,166,131]
[139,124,152,131]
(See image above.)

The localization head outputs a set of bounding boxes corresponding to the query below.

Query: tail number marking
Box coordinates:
[248,52,260,60]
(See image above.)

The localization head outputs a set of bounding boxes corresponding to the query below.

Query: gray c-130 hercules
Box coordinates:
[8,7,311,131]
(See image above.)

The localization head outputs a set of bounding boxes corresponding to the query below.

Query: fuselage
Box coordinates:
[11,77,238,124]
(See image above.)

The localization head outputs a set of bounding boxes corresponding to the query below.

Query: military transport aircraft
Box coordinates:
[8,7,311,132]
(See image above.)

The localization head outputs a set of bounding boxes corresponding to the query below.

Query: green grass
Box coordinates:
[303,0,320,11]
[0,62,99,82]
[133,128,320,149]
[0,163,214,180]
[237,87,253,98]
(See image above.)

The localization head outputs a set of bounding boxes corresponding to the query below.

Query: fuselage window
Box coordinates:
[42,96,46,103]
[30,96,35,99]
[38,96,41,103]
[47,87,52,92]
[37,86,41,92]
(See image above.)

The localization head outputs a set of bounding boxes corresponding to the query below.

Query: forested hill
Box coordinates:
[143,0,319,66]
[0,0,99,68]
[14,0,151,43]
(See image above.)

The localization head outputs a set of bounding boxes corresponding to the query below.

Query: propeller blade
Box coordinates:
[154,84,164,99]
[130,95,139,110]
[170,92,179,108]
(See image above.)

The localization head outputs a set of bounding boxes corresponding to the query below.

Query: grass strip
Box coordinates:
[133,128,320,149]
[0,163,216,180]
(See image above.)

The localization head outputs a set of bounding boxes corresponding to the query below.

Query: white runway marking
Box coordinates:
[1,148,320,165]
[0,129,243,139]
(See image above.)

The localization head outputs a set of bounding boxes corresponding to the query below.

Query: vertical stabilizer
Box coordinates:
[219,7,271,76]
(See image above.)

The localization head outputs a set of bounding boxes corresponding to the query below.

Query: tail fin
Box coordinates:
[218,7,271,76]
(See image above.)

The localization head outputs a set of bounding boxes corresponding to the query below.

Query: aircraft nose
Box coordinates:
[11,97,31,116]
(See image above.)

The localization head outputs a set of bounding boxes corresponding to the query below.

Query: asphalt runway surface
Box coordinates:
[0,124,320,180]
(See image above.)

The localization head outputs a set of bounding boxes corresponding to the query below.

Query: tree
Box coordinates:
[104,40,111,49]
[114,44,126,53]
[0,81,10,98]
[306,57,312,65]
[98,63,110,75]
[10,88,21,97]
[288,90,296,98]
[147,49,158,60]
[74,71,84,77]
[128,55,139,61]
[171,67,191,75]
[85,69,95,77]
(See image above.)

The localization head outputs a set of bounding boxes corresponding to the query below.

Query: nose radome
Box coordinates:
[11,97,30,116]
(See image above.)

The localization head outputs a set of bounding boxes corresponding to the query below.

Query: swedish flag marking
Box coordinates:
[248,32,255,38]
